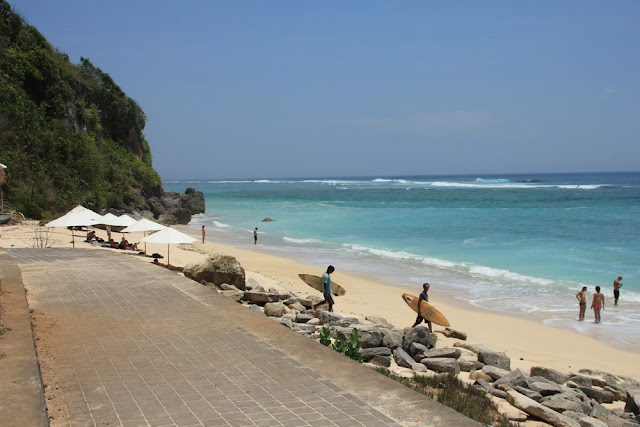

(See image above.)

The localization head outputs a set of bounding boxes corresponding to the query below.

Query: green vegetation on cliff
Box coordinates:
[0,1,162,219]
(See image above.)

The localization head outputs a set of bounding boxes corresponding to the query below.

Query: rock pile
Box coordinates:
[184,256,640,426]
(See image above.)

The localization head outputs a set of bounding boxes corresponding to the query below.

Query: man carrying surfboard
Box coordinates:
[312,265,335,312]
[411,283,433,332]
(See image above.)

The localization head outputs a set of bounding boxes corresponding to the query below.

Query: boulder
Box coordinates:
[478,350,510,370]
[365,316,395,329]
[590,402,613,421]
[458,359,484,372]
[563,411,608,427]
[242,291,288,304]
[369,355,392,368]
[514,386,543,401]
[220,289,244,301]
[469,371,493,382]
[474,379,494,393]
[284,297,313,309]
[409,342,429,359]
[264,302,287,317]
[505,389,581,427]
[331,327,383,348]
[531,366,570,385]
[453,342,491,354]
[292,324,316,334]
[541,393,592,415]
[530,381,568,397]
[578,387,615,404]
[483,365,511,381]
[184,254,246,290]
[327,317,360,328]
[181,187,206,215]
[359,347,392,362]
[273,317,294,328]
[494,369,531,390]
[577,369,640,393]
[319,311,345,325]
[420,357,460,375]
[220,283,239,290]
[295,313,314,323]
[604,386,627,402]
[402,326,437,353]
[439,328,468,340]
[381,329,403,350]
[307,318,320,325]
[417,348,462,360]
[625,389,640,416]
[393,347,415,369]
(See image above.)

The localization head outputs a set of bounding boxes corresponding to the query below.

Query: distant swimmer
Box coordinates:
[201,225,206,243]
[254,227,258,245]
[613,276,623,305]
[576,286,587,321]
[591,286,605,323]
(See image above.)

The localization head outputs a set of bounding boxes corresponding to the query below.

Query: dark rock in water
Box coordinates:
[262,218,276,222]
[142,188,204,225]
[184,254,246,290]
[182,188,206,215]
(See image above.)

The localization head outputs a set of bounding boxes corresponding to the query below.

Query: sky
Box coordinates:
[12,1,640,180]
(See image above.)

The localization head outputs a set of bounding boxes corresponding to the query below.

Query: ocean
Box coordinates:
[164,172,640,352]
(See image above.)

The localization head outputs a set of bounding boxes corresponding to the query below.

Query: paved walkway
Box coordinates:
[1,248,476,426]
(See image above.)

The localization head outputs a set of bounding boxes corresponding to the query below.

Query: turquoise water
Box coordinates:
[164,172,640,351]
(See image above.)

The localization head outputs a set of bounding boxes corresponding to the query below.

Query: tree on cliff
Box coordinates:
[0,0,163,218]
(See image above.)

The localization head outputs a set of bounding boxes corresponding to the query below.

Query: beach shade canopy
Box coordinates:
[98,213,121,226]
[141,228,196,266]
[121,218,167,254]
[67,205,102,222]
[121,218,166,233]
[45,211,98,247]
[114,214,137,227]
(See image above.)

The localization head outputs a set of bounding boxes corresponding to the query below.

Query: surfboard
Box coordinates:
[298,274,346,296]
[402,293,450,327]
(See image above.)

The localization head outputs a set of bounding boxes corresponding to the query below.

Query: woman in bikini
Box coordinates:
[576,286,587,320]
[591,286,605,323]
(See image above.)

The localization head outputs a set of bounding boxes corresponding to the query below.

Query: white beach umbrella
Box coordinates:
[114,214,137,227]
[46,211,98,247]
[67,205,102,222]
[98,213,120,226]
[141,228,196,266]
[121,218,167,254]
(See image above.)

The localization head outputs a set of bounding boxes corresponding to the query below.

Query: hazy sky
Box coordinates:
[13,1,640,179]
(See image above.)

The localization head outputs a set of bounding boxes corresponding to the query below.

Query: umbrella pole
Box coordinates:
[167,243,170,267]
[72,229,75,248]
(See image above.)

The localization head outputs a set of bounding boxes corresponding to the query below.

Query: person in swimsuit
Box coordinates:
[591,286,605,323]
[254,228,258,245]
[613,276,623,305]
[576,286,587,321]
[201,225,206,244]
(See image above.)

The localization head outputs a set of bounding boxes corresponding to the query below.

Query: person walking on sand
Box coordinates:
[313,265,335,312]
[201,225,206,243]
[591,286,605,323]
[613,276,623,305]
[576,286,587,320]
[411,283,433,332]
[253,228,258,245]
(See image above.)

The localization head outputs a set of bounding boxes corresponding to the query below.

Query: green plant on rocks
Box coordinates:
[319,326,363,363]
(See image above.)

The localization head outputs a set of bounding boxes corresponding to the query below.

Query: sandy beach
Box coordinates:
[2,220,639,382]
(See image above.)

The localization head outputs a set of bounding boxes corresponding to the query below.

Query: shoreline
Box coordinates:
[2,221,640,381]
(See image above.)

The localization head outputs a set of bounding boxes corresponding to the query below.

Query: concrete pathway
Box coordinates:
[2,248,476,426]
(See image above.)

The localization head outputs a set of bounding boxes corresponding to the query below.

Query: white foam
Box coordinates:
[213,221,230,228]
[283,237,323,244]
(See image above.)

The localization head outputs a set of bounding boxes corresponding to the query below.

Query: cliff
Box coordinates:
[0,1,202,222]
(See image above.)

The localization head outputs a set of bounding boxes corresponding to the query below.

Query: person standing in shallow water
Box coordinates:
[253,228,258,245]
[412,283,433,332]
[591,286,605,323]
[313,265,335,312]
[201,225,205,243]
[576,286,587,321]
[613,276,623,305]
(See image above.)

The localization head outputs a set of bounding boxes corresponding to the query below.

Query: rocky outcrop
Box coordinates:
[184,254,246,290]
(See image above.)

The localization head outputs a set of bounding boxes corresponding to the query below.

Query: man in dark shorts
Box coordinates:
[576,286,587,320]
[254,228,258,245]
[613,276,623,305]
[313,265,335,312]
[411,283,433,332]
